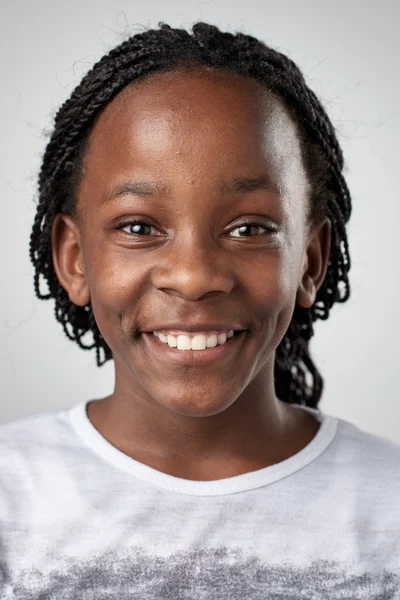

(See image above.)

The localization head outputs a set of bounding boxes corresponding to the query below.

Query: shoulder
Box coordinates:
[0,406,69,447]
[329,414,400,496]
[0,407,72,484]
[334,415,400,463]
[0,407,74,524]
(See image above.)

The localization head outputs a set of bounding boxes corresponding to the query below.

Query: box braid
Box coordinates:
[29,21,352,408]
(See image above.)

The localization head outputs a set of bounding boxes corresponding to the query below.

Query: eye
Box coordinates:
[228,221,273,237]
[115,219,276,238]
[118,220,157,236]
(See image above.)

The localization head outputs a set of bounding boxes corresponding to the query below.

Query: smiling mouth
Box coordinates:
[151,329,242,350]
[141,329,247,366]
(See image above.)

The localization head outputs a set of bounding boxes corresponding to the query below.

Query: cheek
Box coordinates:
[250,250,298,311]
[84,248,147,345]
[248,250,301,356]
[88,249,144,308]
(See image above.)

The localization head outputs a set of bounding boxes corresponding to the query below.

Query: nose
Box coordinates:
[151,234,235,300]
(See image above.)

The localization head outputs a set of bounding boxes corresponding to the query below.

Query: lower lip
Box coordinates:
[141,331,247,366]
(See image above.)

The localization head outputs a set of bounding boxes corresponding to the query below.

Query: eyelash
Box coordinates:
[116,219,275,238]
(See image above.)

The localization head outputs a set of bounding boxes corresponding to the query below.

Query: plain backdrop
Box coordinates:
[1,0,399,444]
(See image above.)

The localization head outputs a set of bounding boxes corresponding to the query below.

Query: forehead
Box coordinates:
[79,66,310,215]
[86,68,266,164]
[95,66,268,128]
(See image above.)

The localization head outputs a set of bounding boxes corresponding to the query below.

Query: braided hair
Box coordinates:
[29,22,352,408]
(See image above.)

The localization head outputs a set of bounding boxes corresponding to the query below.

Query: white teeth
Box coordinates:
[153,330,235,350]
[167,334,177,347]
[216,332,227,345]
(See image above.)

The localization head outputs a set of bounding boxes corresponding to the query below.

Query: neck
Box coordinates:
[86,360,319,480]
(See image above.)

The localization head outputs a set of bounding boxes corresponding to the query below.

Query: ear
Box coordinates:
[296,218,331,308]
[51,214,90,307]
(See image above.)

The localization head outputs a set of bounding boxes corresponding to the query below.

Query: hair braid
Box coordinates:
[30,21,352,408]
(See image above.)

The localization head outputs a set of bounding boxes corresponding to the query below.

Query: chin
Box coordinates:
[159,396,233,418]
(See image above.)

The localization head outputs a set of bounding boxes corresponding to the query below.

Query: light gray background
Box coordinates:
[1,0,399,444]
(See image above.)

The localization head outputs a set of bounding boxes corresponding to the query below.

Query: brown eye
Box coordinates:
[228,222,272,238]
[118,220,156,236]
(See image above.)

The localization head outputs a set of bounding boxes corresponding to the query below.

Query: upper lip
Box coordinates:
[143,323,247,333]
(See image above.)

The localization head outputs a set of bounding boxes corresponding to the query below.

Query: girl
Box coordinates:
[1,21,399,598]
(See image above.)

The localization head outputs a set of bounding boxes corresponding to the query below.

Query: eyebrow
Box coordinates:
[103,174,278,205]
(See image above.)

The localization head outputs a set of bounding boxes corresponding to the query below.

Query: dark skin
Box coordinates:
[52,66,331,481]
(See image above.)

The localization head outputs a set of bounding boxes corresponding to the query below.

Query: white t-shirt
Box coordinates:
[0,399,399,599]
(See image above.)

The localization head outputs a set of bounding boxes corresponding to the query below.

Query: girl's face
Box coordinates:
[53,67,330,417]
